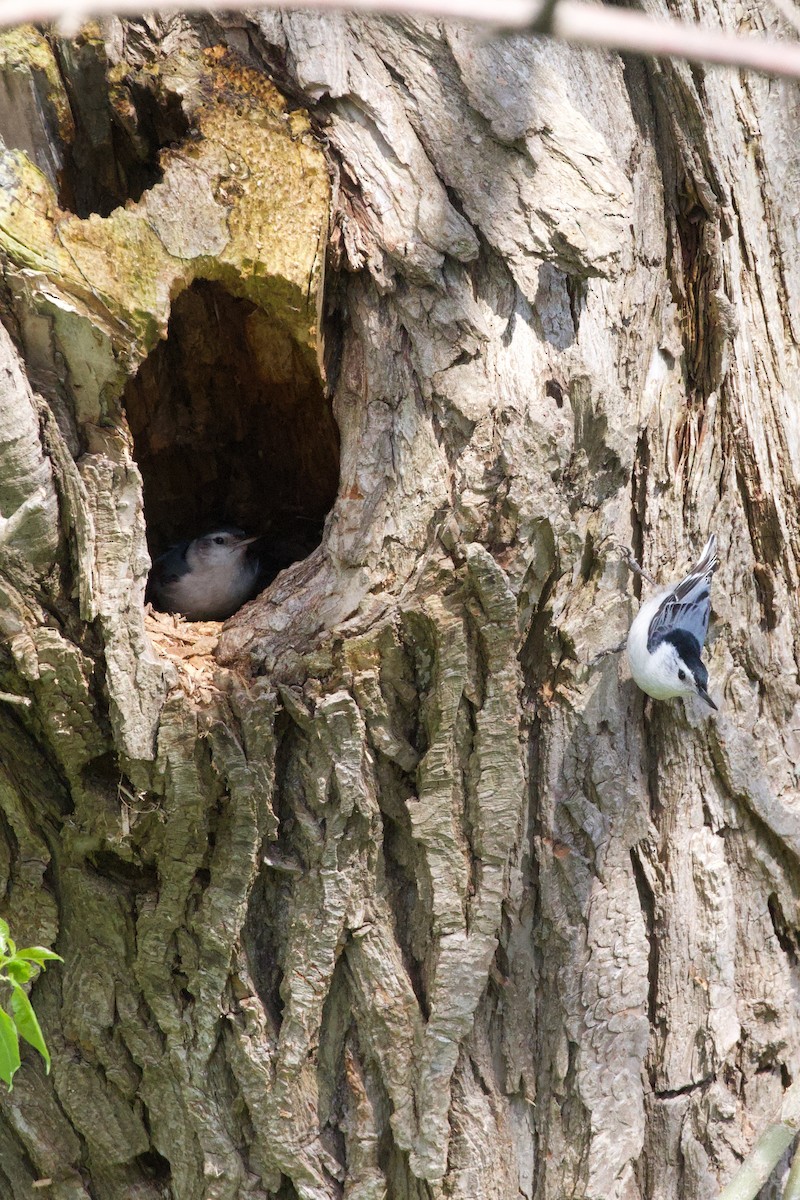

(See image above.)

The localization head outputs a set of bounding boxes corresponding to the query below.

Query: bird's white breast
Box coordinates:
[626,590,681,700]
[165,558,258,621]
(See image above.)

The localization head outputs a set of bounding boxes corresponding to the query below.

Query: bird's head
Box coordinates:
[188,527,260,568]
[662,630,718,710]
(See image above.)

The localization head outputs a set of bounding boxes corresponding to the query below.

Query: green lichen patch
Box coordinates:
[0,42,330,417]
[0,24,74,144]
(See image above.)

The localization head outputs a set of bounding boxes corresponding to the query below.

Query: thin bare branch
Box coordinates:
[717,1079,800,1200]
[784,1140,800,1200]
[552,0,800,76]
[2,0,800,79]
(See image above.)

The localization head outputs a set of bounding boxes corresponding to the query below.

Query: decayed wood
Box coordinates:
[0,8,799,1200]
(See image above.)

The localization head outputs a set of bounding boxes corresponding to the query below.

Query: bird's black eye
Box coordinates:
[214,536,225,545]
[678,669,687,681]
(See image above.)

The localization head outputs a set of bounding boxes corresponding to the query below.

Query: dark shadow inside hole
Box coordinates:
[133,1148,172,1185]
[53,37,190,218]
[0,28,189,218]
[124,279,340,610]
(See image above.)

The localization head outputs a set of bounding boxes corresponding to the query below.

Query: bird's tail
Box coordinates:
[674,534,718,601]
[693,533,719,579]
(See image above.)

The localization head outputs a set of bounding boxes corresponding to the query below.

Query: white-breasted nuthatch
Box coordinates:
[147,525,262,621]
[626,534,719,709]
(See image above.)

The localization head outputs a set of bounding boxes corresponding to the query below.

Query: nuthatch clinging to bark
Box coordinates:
[626,534,719,709]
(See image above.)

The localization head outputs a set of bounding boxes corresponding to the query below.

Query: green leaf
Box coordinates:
[16,948,63,965]
[0,1006,20,1088]
[4,960,32,985]
[0,918,8,953]
[10,984,50,1072]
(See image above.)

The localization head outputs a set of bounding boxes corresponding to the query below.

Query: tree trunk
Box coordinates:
[0,8,798,1199]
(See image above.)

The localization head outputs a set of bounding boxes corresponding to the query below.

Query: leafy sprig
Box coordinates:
[0,917,62,1088]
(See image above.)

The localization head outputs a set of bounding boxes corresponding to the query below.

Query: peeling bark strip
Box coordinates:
[0,9,799,1200]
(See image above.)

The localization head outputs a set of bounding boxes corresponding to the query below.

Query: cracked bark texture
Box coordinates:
[0,6,798,1200]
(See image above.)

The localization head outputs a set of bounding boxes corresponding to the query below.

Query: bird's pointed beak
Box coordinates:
[236,535,262,546]
[697,686,718,711]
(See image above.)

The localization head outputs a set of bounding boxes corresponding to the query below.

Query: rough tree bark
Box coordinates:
[0,6,798,1200]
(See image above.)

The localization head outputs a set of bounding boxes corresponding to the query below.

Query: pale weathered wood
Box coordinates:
[0,8,798,1200]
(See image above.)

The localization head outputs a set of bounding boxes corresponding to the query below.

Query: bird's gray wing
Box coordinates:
[646,535,719,652]
[146,541,191,607]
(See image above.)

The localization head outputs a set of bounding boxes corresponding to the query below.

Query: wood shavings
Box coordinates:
[144,606,224,703]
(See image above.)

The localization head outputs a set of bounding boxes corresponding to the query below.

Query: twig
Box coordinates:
[588,638,626,665]
[0,692,32,706]
[717,1078,800,1200]
[717,1125,795,1198]
[3,0,800,80]
[551,0,800,77]
[784,1139,800,1200]
[621,546,659,587]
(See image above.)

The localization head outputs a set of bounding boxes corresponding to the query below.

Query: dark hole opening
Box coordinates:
[123,279,339,615]
[52,33,190,218]
[134,1148,172,1184]
[0,29,189,218]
